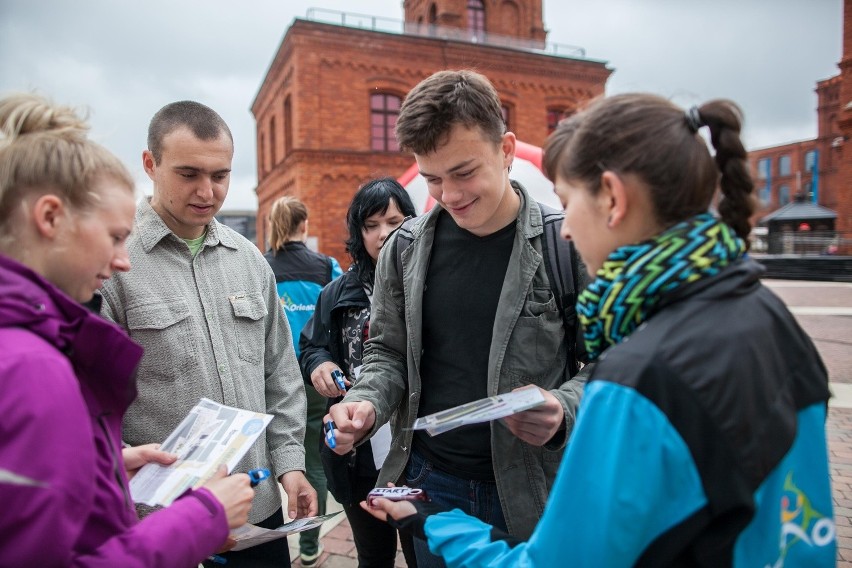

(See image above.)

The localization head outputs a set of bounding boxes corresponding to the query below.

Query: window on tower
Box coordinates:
[467,0,485,41]
[547,107,573,134]
[371,93,401,152]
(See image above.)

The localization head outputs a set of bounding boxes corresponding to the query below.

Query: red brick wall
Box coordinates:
[836,0,852,236]
[252,16,610,263]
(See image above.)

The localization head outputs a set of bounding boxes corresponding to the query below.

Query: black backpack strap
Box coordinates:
[537,202,588,374]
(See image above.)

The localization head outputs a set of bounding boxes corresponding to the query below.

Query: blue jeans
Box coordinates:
[404,448,507,568]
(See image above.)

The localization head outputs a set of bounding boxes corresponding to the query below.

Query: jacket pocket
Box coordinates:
[229,292,267,363]
[503,288,563,379]
[126,297,197,382]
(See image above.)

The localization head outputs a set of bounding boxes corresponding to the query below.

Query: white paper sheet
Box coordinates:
[129,398,272,507]
[411,386,546,436]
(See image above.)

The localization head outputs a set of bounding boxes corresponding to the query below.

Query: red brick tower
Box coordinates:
[252,1,611,261]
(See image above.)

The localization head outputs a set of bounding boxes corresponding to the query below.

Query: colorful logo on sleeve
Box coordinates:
[767,472,835,568]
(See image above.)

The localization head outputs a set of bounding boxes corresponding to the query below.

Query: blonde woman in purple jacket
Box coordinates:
[0,93,254,567]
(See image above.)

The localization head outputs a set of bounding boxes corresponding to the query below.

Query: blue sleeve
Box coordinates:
[424,380,708,567]
[330,258,343,279]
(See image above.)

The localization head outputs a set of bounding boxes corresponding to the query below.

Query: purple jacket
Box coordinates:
[0,254,228,567]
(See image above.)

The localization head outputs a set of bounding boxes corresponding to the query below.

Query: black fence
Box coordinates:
[752,230,850,257]
[753,254,852,282]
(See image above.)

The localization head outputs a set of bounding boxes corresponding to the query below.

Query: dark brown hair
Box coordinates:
[544,93,755,244]
[395,70,505,155]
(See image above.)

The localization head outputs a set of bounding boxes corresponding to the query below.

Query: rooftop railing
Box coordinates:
[304,8,589,59]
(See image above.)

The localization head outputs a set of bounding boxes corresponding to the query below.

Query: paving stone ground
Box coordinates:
[286,279,852,567]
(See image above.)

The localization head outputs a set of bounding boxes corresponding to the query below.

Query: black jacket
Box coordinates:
[299,268,370,379]
[298,268,378,505]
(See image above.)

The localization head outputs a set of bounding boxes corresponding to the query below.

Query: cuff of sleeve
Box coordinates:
[386,502,448,540]
[270,444,306,479]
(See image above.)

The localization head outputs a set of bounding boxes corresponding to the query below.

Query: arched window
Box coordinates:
[547,107,573,134]
[269,117,276,165]
[259,132,266,174]
[467,0,485,40]
[283,95,292,156]
[371,93,401,152]
[428,4,438,35]
[501,105,510,131]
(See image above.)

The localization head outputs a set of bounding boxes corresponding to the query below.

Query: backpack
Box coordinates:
[393,202,587,376]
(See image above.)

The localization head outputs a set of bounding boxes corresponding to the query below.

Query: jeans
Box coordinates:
[300,387,329,557]
[404,449,507,568]
[343,473,401,567]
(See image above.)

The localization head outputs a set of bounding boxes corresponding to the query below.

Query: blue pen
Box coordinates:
[331,369,347,391]
[207,554,227,564]
[247,468,271,487]
[324,420,336,449]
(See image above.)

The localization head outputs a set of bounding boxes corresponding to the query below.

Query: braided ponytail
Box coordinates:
[698,101,756,245]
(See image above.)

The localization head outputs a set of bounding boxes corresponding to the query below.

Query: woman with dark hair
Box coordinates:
[364,94,835,567]
[299,177,416,567]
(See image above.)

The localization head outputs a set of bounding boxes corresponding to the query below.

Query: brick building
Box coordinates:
[749,77,842,220]
[749,0,851,242]
[838,0,852,236]
[251,0,611,261]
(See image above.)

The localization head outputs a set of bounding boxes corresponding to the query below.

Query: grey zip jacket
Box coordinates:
[342,182,585,539]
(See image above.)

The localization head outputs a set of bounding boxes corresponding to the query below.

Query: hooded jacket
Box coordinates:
[0,254,228,568]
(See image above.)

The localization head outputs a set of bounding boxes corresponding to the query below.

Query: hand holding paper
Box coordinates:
[502,386,565,446]
[129,398,273,507]
[411,385,547,436]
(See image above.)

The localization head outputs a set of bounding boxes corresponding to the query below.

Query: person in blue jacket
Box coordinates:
[263,195,341,566]
[364,94,836,567]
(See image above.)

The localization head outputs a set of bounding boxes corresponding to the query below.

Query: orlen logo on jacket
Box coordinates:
[279,293,315,312]
[767,472,835,568]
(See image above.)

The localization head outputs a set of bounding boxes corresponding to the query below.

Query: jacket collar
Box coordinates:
[412,180,543,240]
[0,253,142,414]
[136,196,238,253]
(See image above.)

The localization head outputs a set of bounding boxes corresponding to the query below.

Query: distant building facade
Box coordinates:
[837,0,852,237]
[749,77,842,220]
[216,210,257,243]
[749,1,850,247]
[251,0,611,261]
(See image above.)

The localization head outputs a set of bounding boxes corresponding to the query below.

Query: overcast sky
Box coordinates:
[0,0,842,210]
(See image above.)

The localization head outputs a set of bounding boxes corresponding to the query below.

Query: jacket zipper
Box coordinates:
[97,413,132,510]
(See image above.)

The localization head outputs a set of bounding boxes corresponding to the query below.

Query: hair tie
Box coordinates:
[685,106,703,133]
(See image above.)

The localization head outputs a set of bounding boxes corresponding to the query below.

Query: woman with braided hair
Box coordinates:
[364,94,835,567]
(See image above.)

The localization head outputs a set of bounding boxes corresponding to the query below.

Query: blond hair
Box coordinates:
[0,93,134,243]
[268,195,308,251]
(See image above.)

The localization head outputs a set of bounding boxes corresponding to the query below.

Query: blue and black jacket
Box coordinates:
[394,259,835,567]
[264,241,342,358]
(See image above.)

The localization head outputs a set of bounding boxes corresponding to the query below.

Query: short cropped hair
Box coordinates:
[395,70,505,155]
[147,100,233,164]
